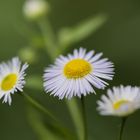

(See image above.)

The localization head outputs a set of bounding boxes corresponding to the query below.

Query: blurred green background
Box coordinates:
[0,0,140,140]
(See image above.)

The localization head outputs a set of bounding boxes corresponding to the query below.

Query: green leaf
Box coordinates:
[27,107,63,140]
[66,99,84,140]
[25,95,76,140]
[58,14,108,50]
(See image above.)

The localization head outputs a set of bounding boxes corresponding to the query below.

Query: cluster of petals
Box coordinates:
[97,86,140,117]
[0,57,28,105]
[43,48,114,99]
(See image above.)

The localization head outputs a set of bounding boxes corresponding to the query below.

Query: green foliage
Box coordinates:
[27,107,63,140]
[66,99,85,140]
[58,14,108,49]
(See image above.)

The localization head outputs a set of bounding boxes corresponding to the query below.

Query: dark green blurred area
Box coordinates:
[0,0,140,140]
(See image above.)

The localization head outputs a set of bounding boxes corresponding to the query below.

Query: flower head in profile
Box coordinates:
[97,86,140,117]
[23,0,50,20]
[43,48,114,99]
[0,57,28,105]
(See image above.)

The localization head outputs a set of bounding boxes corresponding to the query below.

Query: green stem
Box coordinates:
[38,18,59,59]
[81,95,88,140]
[23,92,58,122]
[23,92,75,140]
[118,117,127,140]
[66,99,84,140]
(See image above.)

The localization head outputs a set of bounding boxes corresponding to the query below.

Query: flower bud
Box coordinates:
[23,0,50,21]
[18,47,38,64]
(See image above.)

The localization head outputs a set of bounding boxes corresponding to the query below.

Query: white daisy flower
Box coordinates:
[0,57,28,105]
[43,48,114,99]
[97,86,140,117]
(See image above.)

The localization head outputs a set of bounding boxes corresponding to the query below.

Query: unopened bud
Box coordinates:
[18,47,38,64]
[23,0,50,21]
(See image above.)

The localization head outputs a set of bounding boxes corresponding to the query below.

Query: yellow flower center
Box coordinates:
[64,59,92,79]
[1,74,18,91]
[113,100,130,110]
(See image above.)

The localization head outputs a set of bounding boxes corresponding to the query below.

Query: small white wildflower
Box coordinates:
[43,48,114,99]
[0,57,28,105]
[97,85,140,117]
